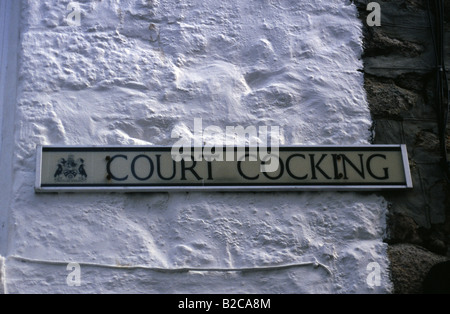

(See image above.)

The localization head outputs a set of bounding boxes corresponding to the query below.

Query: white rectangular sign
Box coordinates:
[35,145,413,192]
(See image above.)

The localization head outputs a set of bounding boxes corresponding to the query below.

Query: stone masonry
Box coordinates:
[355,0,450,293]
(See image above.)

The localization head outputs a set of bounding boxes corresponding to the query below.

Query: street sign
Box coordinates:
[35,145,413,192]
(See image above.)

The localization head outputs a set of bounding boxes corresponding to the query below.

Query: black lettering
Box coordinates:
[106,154,128,181]
[207,162,213,180]
[155,154,176,181]
[367,154,389,180]
[286,154,308,180]
[181,159,203,181]
[342,154,365,179]
[309,154,332,180]
[131,155,154,181]
[332,154,341,179]
[262,157,284,180]
[237,154,259,180]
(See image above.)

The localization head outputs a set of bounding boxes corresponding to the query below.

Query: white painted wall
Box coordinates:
[0,0,20,260]
[0,0,7,138]
[3,0,392,293]
[0,0,21,294]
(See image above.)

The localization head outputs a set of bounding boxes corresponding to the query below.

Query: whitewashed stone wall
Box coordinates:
[2,0,392,293]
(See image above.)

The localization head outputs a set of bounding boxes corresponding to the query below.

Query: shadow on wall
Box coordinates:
[423,260,450,294]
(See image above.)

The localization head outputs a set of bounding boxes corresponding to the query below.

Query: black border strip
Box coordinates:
[42,146,402,153]
[42,182,407,187]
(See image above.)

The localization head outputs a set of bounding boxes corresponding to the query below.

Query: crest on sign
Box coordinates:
[54,154,87,182]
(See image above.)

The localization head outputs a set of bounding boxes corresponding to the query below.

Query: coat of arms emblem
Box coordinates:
[54,155,87,182]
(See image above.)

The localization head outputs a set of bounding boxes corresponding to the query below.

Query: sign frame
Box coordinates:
[35,145,413,193]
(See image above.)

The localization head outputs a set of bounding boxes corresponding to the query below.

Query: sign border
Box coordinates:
[35,145,413,192]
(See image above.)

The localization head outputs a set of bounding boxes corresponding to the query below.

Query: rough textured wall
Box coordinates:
[355,0,450,294]
[4,0,392,293]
